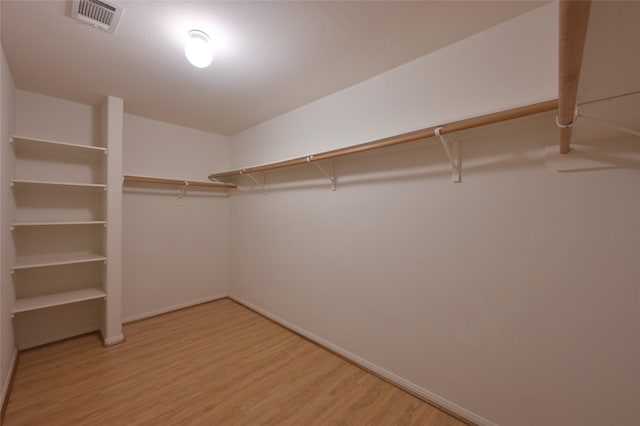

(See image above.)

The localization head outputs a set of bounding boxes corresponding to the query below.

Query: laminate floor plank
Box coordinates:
[4,299,467,425]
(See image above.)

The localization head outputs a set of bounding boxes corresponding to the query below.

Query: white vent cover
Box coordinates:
[71,0,123,33]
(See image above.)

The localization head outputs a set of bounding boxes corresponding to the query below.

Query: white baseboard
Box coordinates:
[1,349,17,413]
[229,293,494,426]
[122,293,228,324]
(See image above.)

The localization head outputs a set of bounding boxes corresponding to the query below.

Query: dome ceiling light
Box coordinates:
[185,29,213,68]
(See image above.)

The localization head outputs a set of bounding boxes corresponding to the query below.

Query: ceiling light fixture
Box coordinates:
[185,30,213,68]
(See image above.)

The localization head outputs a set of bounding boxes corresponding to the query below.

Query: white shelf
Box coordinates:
[10,135,107,158]
[12,253,107,271]
[12,288,106,314]
[10,179,107,190]
[11,221,107,229]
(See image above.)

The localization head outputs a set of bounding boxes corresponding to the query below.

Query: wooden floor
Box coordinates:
[4,299,466,425]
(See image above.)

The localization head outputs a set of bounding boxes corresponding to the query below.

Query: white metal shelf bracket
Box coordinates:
[177,181,188,200]
[243,170,267,195]
[308,156,336,191]
[434,127,461,183]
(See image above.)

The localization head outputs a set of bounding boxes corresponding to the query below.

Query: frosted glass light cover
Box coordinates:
[185,30,213,68]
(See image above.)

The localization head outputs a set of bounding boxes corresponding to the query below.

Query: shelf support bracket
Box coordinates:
[308,156,336,191]
[435,127,461,183]
[244,171,267,195]
[177,181,188,200]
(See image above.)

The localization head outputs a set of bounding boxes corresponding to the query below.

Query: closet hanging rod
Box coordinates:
[208,99,558,179]
[557,0,591,154]
[123,175,237,189]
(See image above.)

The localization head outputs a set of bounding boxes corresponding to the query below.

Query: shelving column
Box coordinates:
[102,96,124,345]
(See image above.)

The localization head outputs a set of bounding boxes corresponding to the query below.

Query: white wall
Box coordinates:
[0,44,17,409]
[228,4,640,425]
[15,90,100,146]
[122,114,230,322]
[231,4,557,169]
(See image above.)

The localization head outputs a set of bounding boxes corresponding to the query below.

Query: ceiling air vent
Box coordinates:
[70,0,123,33]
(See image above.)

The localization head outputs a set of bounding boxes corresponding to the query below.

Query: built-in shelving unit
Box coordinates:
[9,134,108,341]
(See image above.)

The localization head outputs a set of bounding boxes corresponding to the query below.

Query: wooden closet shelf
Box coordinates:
[11,221,107,228]
[123,175,237,189]
[10,135,107,157]
[10,179,107,190]
[12,253,107,271]
[12,288,106,314]
[208,100,559,179]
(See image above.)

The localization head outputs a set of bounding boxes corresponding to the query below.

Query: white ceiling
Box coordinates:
[1,1,545,136]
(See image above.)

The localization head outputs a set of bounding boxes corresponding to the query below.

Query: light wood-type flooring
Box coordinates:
[4,298,467,425]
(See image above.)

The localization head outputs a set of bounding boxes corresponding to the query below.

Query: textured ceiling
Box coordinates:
[1,1,546,136]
